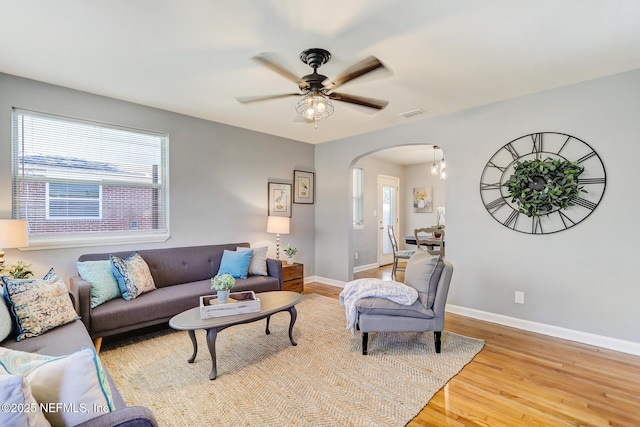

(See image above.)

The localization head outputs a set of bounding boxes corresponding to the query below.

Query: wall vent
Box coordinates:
[398,109,425,119]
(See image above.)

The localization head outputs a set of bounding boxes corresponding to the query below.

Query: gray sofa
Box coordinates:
[2,305,157,426]
[69,243,283,346]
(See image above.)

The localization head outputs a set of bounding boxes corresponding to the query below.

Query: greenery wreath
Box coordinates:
[503,158,586,218]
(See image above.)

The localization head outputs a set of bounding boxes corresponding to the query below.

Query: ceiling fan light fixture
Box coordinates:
[296,92,334,123]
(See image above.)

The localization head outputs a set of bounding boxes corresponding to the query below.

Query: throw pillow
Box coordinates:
[2,269,79,341]
[0,286,13,342]
[217,249,254,279]
[0,368,51,427]
[404,250,441,309]
[77,260,121,308]
[0,347,114,427]
[237,246,268,276]
[110,252,156,301]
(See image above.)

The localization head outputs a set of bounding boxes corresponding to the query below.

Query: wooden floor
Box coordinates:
[304,266,640,427]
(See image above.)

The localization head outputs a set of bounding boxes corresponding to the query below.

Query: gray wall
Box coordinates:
[402,160,447,240]
[0,73,315,281]
[315,69,640,343]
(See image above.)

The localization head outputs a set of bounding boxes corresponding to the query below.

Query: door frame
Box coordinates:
[378,174,400,267]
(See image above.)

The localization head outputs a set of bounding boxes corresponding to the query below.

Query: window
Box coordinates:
[47,183,102,219]
[12,109,169,248]
[353,167,364,228]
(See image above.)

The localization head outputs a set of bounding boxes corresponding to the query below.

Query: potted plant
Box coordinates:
[0,261,34,279]
[283,244,298,265]
[211,273,236,303]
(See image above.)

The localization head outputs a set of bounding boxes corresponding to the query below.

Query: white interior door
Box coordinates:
[378,175,399,266]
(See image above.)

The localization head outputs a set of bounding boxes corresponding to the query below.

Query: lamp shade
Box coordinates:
[267,216,290,234]
[0,220,29,248]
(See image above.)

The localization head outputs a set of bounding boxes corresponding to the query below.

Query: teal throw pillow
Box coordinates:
[77,260,121,308]
[218,249,254,279]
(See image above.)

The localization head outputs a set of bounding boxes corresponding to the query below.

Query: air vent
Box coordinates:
[398,109,425,119]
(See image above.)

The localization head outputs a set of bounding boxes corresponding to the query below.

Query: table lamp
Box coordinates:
[0,220,29,269]
[267,216,290,259]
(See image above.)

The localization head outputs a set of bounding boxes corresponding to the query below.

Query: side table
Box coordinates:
[282,262,304,292]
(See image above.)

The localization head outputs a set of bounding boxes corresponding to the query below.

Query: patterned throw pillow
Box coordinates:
[0,347,114,427]
[110,252,156,300]
[77,260,121,308]
[2,269,79,341]
[0,287,13,342]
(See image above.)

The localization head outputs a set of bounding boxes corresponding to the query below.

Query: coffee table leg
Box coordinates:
[265,315,271,335]
[206,328,219,380]
[288,306,298,346]
[187,330,197,363]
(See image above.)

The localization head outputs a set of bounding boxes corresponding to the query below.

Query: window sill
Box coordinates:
[353,224,365,230]
[18,231,170,251]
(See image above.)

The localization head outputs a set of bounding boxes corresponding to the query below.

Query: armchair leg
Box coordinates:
[362,332,368,355]
[434,331,442,353]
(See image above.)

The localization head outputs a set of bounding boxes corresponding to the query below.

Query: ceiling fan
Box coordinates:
[236,48,389,126]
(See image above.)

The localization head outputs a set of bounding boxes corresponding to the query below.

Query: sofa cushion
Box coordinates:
[0,347,114,427]
[3,270,79,341]
[110,252,156,300]
[77,260,121,308]
[217,249,253,279]
[355,298,435,319]
[237,246,268,276]
[0,369,51,427]
[404,250,442,309]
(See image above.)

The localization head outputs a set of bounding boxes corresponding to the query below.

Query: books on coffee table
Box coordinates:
[199,291,261,318]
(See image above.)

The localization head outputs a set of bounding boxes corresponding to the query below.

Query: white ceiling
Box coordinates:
[1,1,640,146]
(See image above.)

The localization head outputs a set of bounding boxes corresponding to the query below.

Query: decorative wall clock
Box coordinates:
[480,132,606,234]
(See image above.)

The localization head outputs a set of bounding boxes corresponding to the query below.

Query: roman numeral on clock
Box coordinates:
[576,151,596,164]
[485,197,506,213]
[480,182,502,191]
[531,217,543,234]
[577,177,605,185]
[531,133,543,157]
[503,210,519,229]
[504,143,519,160]
[573,197,597,211]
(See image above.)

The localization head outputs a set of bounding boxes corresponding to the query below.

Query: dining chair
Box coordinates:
[387,225,415,279]
[414,227,445,258]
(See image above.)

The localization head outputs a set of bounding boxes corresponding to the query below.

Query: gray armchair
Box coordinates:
[355,251,453,355]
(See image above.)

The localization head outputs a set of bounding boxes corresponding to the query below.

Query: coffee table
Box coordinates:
[169,291,304,380]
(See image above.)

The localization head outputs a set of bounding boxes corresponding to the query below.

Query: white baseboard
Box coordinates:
[305,276,345,288]
[446,304,640,356]
[353,263,379,273]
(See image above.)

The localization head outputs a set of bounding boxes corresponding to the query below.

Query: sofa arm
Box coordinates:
[69,275,92,333]
[266,258,283,290]
[74,406,157,427]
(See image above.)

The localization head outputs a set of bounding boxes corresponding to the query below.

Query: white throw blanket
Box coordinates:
[339,278,418,334]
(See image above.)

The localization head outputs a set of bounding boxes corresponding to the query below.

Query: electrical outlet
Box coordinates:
[354,252,359,260]
[515,291,525,304]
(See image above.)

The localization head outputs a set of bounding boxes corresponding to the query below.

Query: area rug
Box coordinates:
[100,293,484,427]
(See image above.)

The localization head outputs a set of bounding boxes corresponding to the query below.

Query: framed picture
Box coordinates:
[293,170,315,204]
[413,187,433,213]
[268,182,292,217]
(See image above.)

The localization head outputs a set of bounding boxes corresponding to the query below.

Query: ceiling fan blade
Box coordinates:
[324,56,386,90]
[253,53,309,88]
[236,93,301,104]
[328,92,389,110]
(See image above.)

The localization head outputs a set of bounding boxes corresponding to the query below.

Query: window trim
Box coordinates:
[12,108,170,250]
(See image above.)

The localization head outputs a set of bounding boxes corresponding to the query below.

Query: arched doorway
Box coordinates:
[350,144,446,276]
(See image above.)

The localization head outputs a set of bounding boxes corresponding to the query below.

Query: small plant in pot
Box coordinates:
[211,273,235,304]
[283,244,298,265]
[0,261,34,279]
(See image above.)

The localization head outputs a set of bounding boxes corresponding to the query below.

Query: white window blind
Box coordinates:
[12,109,169,246]
[353,167,364,227]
